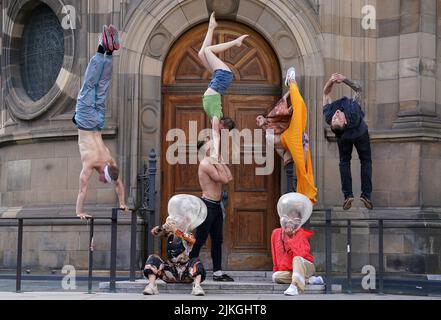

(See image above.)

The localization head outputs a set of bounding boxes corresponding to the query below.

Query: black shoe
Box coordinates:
[213,274,234,282]
[360,196,373,210]
[343,197,354,210]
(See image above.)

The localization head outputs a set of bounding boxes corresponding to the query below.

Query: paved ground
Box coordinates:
[0,291,440,300]
[0,279,100,293]
[1,279,440,300]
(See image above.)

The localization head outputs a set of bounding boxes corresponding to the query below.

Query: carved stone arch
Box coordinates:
[120,0,324,71]
[118,0,326,206]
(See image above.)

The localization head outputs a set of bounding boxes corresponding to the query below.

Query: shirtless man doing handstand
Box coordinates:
[73,25,128,219]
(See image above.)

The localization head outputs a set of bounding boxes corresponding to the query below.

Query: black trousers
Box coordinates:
[189,198,223,272]
[337,132,373,199]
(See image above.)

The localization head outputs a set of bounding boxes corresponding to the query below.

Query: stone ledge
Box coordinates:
[310,207,441,220]
[325,128,441,142]
[0,205,137,224]
[0,127,118,147]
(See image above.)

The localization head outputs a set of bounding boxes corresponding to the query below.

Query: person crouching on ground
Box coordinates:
[143,218,206,296]
[143,195,208,296]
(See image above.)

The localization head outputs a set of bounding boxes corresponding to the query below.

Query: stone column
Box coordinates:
[394,0,440,130]
[438,0,441,119]
[0,0,3,131]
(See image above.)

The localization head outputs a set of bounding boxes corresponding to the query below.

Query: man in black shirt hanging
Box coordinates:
[322,73,373,210]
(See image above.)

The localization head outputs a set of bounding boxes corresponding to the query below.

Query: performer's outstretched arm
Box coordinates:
[114,177,128,211]
[342,76,362,103]
[323,75,337,107]
[324,73,362,105]
[343,78,362,93]
[76,166,93,219]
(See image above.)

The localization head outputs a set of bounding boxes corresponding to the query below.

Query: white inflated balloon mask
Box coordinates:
[277,193,313,232]
[167,194,208,233]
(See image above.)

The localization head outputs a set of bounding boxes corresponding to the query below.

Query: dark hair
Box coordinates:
[197,140,206,151]
[220,117,236,131]
[108,165,119,181]
[330,123,347,138]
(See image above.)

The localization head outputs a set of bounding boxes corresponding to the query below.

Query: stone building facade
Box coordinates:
[0,0,440,274]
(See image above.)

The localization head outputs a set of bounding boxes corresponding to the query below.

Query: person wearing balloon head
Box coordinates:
[143,195,208,296]
[271,192,324,296]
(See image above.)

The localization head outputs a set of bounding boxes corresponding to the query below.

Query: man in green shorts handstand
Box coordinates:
[198,12,247,162]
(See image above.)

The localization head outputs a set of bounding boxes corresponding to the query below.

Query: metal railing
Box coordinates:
[1,210,134,293]
[0,149,157,294]
[137,149,157,260]
[315,209,441,294]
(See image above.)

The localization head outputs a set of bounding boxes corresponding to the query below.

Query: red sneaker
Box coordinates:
[107,24,120,51]
[104,25,114,52]
[99,25,109,51]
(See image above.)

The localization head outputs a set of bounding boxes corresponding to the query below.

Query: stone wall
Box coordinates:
[0,0,440,273]
[0,140,117,207]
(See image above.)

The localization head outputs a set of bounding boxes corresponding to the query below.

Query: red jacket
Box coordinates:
[271,227,314,272]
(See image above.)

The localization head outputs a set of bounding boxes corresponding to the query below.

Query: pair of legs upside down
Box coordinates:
[258,70,318,204]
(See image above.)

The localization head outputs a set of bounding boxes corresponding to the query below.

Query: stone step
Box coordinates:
[99,279,342,295]
[205,271,273,281]
[205,270,325,279]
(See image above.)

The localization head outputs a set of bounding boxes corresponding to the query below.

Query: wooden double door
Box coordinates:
[161,21,281,270]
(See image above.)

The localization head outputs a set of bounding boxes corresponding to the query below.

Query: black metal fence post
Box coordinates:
[378,219,384,295]
[146,149,157,256]
[286,162,294,193]
[325,209,332,294]
[138,161,148,264]
[347,219,352,294]
[87,218,94,294]
[16,219,23,293]
[110,208,118,293]
[129,210,137,282]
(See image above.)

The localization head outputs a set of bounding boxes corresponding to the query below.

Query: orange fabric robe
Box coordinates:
[280,83,318,204]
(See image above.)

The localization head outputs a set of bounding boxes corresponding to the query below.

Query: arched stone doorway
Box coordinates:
[161,21,282,270]
[117,0,325,269]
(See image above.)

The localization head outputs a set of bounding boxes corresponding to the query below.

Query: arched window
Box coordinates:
[20,3,64,101]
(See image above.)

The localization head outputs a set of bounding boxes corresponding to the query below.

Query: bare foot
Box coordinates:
[209,12,218,29]
[235,35,249,47]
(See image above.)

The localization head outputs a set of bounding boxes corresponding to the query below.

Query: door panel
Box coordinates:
[224,95,280,269]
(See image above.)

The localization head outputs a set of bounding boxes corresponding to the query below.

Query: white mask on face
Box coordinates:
[277,193,313,231]
[104,165,112,183]
[280,215,301,233]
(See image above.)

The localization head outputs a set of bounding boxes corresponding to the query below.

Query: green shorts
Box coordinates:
[203,94,223,120]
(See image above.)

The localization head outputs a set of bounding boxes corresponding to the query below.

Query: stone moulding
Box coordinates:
[0,127,118,148]
[325,128,441,143]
